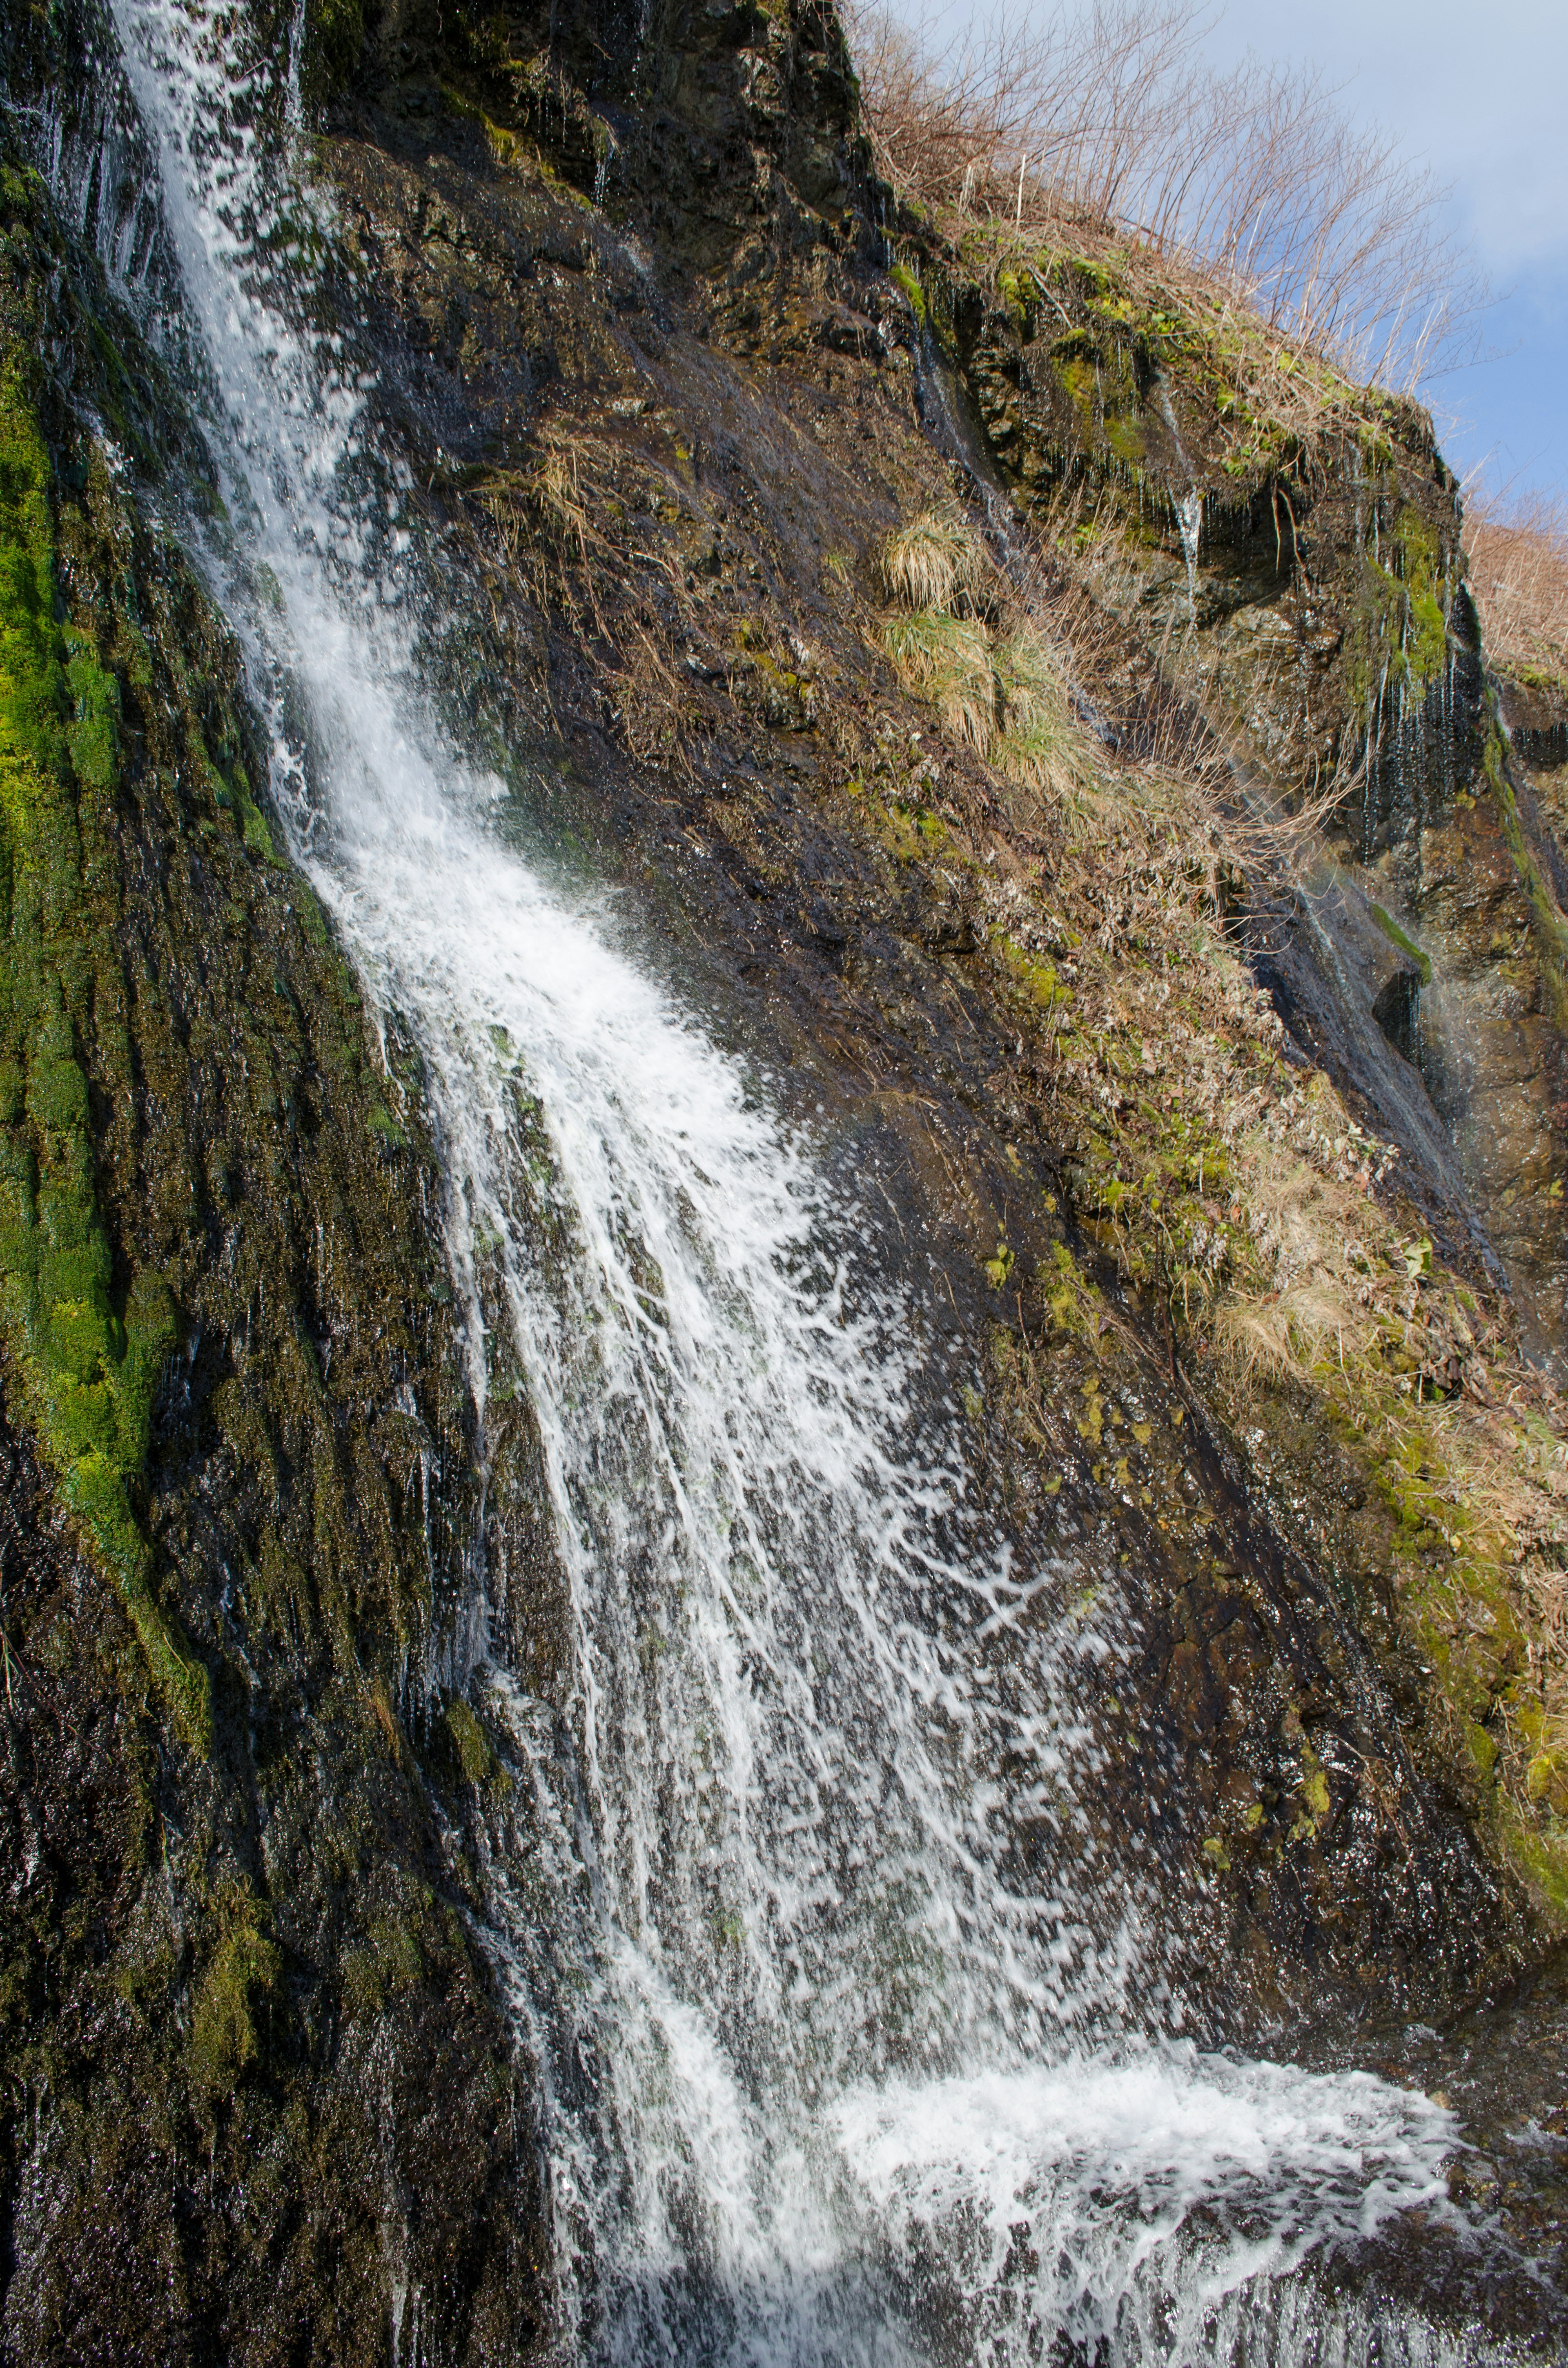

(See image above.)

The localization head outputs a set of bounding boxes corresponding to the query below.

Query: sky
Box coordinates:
[1199,0,1567,498]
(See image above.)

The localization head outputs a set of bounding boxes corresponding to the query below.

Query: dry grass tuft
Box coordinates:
[1466,488,1568,689]
[1211,1143,1379,1382]
[990,627,1100,809]
[875,507,1112,799]
[881,608,998,751]
[878,504,992,612]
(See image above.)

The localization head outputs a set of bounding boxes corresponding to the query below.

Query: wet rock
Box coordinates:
[7,0,1568,2352]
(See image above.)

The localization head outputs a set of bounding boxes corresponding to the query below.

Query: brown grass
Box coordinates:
[875,504,1111,803]
[847,0,1484,390]
[881,606,999,749]
[1466,487,1568,688]
[877,502,992,611]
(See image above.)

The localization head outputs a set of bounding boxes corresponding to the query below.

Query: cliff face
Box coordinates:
[0,103,555,2359]
[920,228,1568,1369]
[3,0,1568,2356]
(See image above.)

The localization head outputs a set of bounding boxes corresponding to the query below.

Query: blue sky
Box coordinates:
[1200,0,1566,496]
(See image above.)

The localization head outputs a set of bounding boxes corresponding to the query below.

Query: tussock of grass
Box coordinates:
[880,608,997,750]
[876,507,1107,805]
[991,628,1099,808]
[1214,1273,1374,1385]
[877,503,991,612]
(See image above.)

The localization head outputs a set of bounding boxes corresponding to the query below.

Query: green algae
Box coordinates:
[1369,903,1432,985]
[1347,505,1453,728]
[189,1882,283,2099]
[889,263,927,326]
[0,352,207,1748]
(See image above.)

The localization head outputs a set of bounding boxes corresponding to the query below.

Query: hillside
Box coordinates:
[2,0,1568,2354]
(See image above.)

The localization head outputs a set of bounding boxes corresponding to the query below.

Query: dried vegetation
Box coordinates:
[1466,488,1568,693]
[858,471,1568,1911]
[447,270,1568,1926]
[973,733,1568,1909]
[848,0,1483,390]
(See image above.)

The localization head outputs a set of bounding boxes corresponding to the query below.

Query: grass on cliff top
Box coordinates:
[922,212,1429,496]
[849,0,1483,399]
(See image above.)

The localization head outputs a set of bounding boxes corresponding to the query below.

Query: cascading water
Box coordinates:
[89,7,1490,2358]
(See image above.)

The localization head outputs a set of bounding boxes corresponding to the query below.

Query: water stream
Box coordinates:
[87,7,1492,2358]
[1153,381,1204,629]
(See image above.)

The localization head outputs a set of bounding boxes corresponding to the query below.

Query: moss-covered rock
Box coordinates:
[0,84,553,2367]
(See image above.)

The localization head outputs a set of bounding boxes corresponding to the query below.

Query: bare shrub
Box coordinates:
[1466,486,1568,685]
[847,0,1483,388]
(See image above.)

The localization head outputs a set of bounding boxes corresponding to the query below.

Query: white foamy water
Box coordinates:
[98,7,1473,2358]
[837,2054,1461,2363]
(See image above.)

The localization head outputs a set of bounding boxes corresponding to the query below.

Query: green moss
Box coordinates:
[0,352,208,1751]
[236,777,278,861]
[445,1697,492,1785]
[1347,506,1452,725]
[889,263,927,327]
[1053,351,1100,437]
[1288,1742,1331,1840]
[1000,936,1068,1009]
[367,1100,409,1150]
[1103,410,1147,467]
[342,1907,428,2018]
[1369,903,1432,986]
[1466,1720,1500,1782]
[189,1884,281,2098]
[305,0,367,103]
[294,884,329,945]
[984,1238,1014,1289]
[1501,1806,1568,1920]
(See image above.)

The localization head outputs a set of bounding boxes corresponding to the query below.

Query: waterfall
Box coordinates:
[94,6,1479,2359]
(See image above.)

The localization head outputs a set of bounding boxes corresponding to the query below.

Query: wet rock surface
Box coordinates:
[3,0,1568,2354]
[0,83,554,2364]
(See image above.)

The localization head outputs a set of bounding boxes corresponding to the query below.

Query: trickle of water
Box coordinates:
[97,7,1480,2357]
[1176,486,1203,624]
[592,126,619,208]
[284,0,309,134]
[1154,379,1203,628]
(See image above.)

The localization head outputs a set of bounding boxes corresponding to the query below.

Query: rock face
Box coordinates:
[0,56,551,2362]
[927,232,1568,1362]
[3,0,1568,2355]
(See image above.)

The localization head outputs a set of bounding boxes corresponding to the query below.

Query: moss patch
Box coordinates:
[0,351,207,1746]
